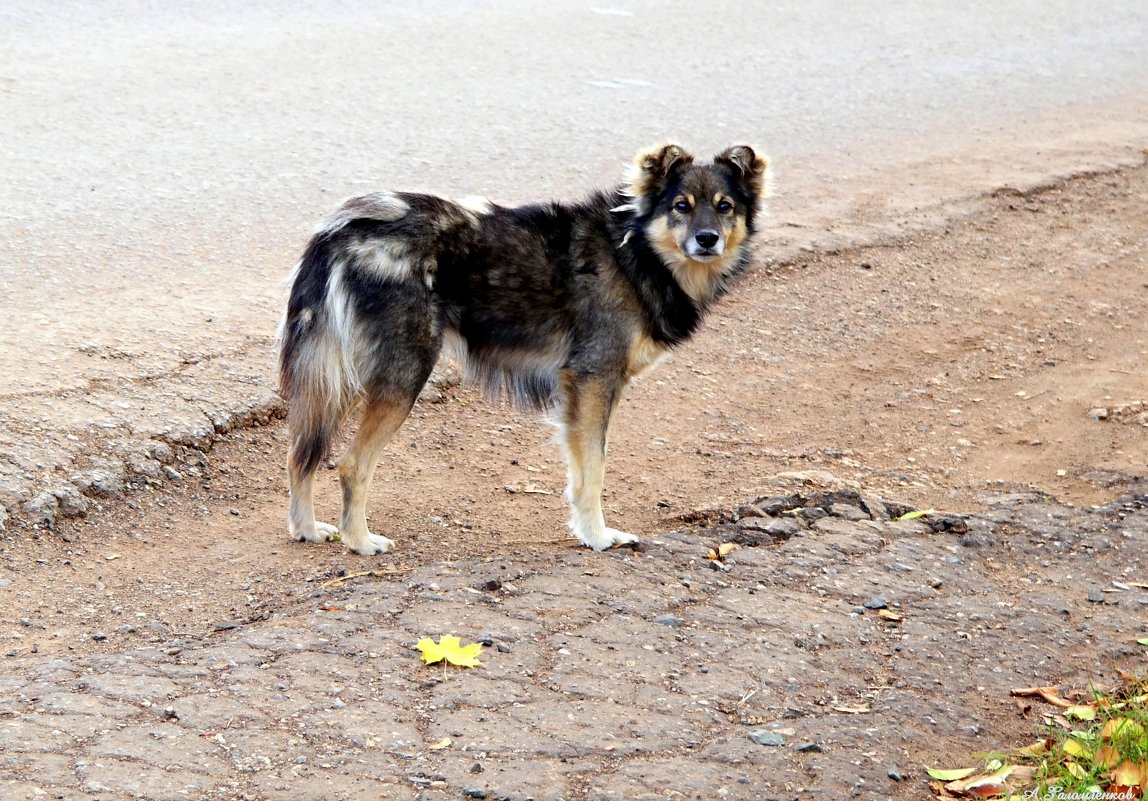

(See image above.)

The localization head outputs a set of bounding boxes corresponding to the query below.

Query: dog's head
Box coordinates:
[626,142,770,297]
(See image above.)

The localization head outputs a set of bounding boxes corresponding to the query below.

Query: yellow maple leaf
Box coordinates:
[416,635,483,667]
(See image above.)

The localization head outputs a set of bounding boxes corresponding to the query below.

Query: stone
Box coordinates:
[653,614,684,628]
[71,468,123,498]
[22,491,59,527]
[51,484,89,518]
[863,597,889,610]
[748,730,785,747]
[829,503,869,521]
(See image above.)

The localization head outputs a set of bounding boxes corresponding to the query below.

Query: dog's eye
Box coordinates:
[673,199,691,213]
[716,200,733,214]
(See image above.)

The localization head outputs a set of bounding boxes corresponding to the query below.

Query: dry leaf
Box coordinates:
[707,542,738,560]
[1015,739,1050,757]
[1095,744,1121,769]
[416,635,483,667]
[1062,738,1091,759]
[1010,686,1073,708]
[428,736,452,750]
[1110,760,1145,788]
[945,765,1013,797]
[877,609,904,622]
[1101,717,1145,741]
[895,509,935,522]
[926,766,977,781]
[1065,704,1097,721]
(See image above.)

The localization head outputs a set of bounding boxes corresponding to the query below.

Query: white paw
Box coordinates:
[347,532,395,556]
[579,527,640,552]
[294,521,339,543]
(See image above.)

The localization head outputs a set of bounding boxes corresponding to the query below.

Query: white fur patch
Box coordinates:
[457,195,494,215]
[320,191,410,236]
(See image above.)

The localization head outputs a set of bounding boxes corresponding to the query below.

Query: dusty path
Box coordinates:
[0,160,1146,800]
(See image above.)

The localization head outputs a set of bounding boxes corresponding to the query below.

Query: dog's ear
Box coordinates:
[716,145,771,199]
[627,142,694,200]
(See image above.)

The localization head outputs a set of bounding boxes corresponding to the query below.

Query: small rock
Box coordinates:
[116,625,137,635]
[71,469,123,498]
[863,597,889,610]
[464,790,487,799]
[51,485,89,518]
[162,465,183,481]
[163,707,178,720]
[748,730,786,747]
[469,763,484,774]
[92,632,108,641]
[653,614,684,628]
[229,508,240,516]
[829,503,868,521]
[214,620,242,631]
[888,766,904,781]
[1086,589,1105,604]
[22,492,59,527]
[928,578,943,589]
[795,743,823,753]
[496,644,510,653]
[1087,407,1109,421]
[890,562,914,573]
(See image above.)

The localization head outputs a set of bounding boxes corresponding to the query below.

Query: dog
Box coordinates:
[278,142,770,554]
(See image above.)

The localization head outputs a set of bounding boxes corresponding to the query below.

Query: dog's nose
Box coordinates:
[695,231,720,249]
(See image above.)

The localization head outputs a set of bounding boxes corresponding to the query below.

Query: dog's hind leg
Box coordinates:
[336,395,417,555]
[559,372,639,551]
[287,424,340,544]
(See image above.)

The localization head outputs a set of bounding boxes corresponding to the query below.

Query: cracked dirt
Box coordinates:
[0,160,1146,799]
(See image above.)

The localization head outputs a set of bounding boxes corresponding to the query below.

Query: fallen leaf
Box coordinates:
[706,542,738,560]
[1101,717,1145,741]
[1010,686,1073,708]
[1062,738,1091,759]
[1015,739,1050,757]
[877,609,904,622]
[895,509,935,522]
[1095,745,1121,769]
[1110,760,1146,788]
[1065,704,1097,721]
[1138,638,1148,647]
[945,765,1014,797]
[927,766,977,781]
[1065,761,1088,780]
[416,635,483,667]
[428,736,452,750]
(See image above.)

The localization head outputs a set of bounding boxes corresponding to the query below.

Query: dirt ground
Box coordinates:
[1,161,1147,800]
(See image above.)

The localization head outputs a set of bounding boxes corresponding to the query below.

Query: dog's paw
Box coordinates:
[347,532,396,556]
[581,527,641,551]
[294,521,339,543]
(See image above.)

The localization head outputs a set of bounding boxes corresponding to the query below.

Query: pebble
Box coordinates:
[464,790,487,799]
[888,765,904,781]
[795,742,823,753]
[116,625,136,634]
[92,632,108,641]
[654,614,684,628]
[863,597,889,610]
[1086,589,1105,604]
[748,730,785,747]
[496,644,510,653]
[1087,407,1109,421]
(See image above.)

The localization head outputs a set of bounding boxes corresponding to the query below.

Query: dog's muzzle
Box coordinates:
[687,230,724,260]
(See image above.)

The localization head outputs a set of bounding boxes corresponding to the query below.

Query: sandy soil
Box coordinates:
[2,159,1145,662]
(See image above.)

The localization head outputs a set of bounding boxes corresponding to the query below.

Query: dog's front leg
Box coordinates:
[559,372,639,551]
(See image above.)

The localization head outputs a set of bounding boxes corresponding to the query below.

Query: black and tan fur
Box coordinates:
[278,143,770,554]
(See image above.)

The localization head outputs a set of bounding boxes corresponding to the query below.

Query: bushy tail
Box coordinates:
[278,235,360,476]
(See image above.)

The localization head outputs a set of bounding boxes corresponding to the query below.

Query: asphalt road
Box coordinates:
[0,0,1146,514]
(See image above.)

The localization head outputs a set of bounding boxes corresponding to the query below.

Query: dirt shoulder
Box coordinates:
[0,160,1146,800]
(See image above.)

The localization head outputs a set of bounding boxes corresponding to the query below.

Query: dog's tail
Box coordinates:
[277,231,362,477]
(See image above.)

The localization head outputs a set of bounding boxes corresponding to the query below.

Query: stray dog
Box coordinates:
[278,142,770,554]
